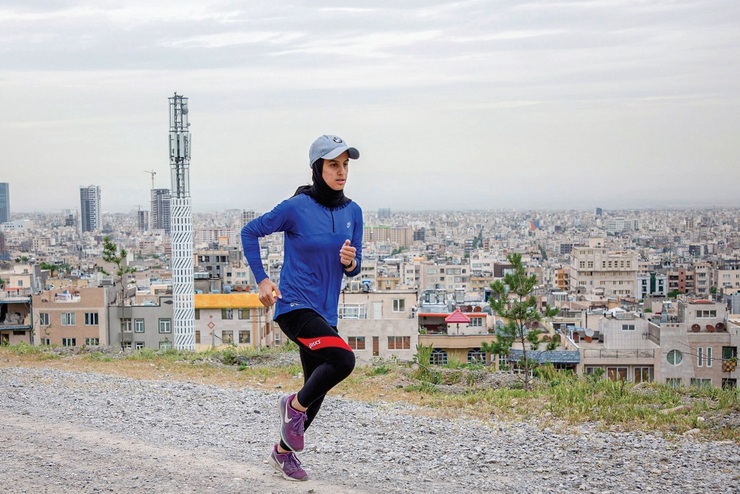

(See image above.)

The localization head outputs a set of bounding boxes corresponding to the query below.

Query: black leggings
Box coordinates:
[275,309,356,434]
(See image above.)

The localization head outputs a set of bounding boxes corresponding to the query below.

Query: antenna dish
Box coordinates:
[585,327,594,337]
[181,103,189,115]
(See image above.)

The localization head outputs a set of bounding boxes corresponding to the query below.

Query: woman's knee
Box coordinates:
[335,349,356,378]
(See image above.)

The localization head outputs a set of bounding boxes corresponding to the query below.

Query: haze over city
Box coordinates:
[1,0,739,214]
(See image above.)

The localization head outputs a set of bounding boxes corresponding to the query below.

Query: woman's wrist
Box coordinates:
[343,259,357,271]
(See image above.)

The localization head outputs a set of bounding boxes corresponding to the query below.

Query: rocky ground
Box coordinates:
[1,362,739,494]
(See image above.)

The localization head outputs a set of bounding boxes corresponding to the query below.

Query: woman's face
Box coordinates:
[321,151,350,191]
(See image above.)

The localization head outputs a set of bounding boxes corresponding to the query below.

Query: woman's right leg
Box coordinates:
[275,309,355,450]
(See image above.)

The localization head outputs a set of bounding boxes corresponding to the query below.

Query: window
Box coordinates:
[722,378,737,389]
[634,367,653,383]
[195,330,201,344]
[707,347,713,367]
[470,318,483,327]
[159,340,173,351]
[221,309,234,320]
[667,349,683,365]
[134,319,145,333]
[222,330,233,344]
[159,318,172,334]
[195,309,200,320]
[467,348,486,364]
[238,330,251,344]
[238,309,250,320]
[62,338,77,347]
[690,378,712,388]
[134,341,145,350]
[39,313,50,326]
[696,310,717,318]
[498,354,508,368]
[42,338,50,346]
[84,312,99,325]
[607,367,628,381]
[122,341,132,350]
[338,304,367,319]
[698,347,704,367]
[392,299,406,312]
[61,313,76,326]
[430,349,448,365]
[121,318,132,332]
[666,378,682,388]
[387,336,410,350]
[85,338,100,346]
[348,336,365,350]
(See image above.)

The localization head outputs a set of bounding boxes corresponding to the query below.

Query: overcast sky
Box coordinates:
[1,0,739,215]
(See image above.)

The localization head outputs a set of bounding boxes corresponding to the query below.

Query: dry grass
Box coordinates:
[2,345,738,443]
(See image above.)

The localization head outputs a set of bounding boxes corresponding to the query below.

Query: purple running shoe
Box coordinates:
[269,444,309,481]
[279,393,307,452]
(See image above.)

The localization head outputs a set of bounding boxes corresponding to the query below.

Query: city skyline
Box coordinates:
[1,1,739,214]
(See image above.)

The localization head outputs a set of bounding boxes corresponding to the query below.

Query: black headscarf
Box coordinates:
[293,158,351,208]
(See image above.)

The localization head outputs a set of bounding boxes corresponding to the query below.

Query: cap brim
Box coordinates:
[323,146,360,160]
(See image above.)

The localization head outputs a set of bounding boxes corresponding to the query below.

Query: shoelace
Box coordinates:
[283,452,303,472]
[290,410,307,435]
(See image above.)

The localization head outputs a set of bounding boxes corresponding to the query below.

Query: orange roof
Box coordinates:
[445,309,471,324]
[194,293,262,309]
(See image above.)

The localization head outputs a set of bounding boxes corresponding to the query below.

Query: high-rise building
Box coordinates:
[0,182,9,224]
[137,209,149,231]
[241,210,257,226]
[150,188,171,233]
[79,185,101,232]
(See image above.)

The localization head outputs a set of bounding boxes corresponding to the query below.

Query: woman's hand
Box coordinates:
[339,239,357,270]
[257,278,281,307]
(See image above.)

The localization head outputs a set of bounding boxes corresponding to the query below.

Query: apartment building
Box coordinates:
[0,283,32,345]
[570,245,638,298]
[363,225,413,248]
[338,288,418,363]
[195,247,242,287]
[636,272,667,300]
[693,261,713,297]
[107,295,175,350]
[415,289,494,366]
[652,300,738,388]
[716,268,740,296]
[562,301,739,388]
[666,266,695,294]
[34,287,111,347]
[193,293,274,350]
[418,262,470,293]
[571,311,659,382]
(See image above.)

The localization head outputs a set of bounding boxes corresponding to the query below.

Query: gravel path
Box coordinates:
[1,366,738,494]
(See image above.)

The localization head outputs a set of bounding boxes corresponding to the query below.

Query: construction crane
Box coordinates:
[144,169,156,190]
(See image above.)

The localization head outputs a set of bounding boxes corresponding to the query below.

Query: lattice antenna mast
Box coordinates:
[168,93,195,351]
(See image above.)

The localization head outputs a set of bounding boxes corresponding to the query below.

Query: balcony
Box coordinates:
[583,349,655,359]
[0,292,33,331]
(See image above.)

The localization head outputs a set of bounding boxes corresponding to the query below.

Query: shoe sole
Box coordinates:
[278,394,304,452]
[268,454,308,482]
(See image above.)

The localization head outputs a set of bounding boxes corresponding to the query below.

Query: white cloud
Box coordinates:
[0,0,739,213]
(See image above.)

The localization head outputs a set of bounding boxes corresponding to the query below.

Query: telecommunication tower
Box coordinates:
[168,93,195,350]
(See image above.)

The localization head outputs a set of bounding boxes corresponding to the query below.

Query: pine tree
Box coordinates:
[482,253,558,391]
[101,237,136,350]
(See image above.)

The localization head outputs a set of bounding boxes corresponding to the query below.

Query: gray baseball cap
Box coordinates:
[309,135,360,167]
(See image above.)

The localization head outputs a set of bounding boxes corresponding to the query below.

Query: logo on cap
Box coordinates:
[333,137,343,143]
